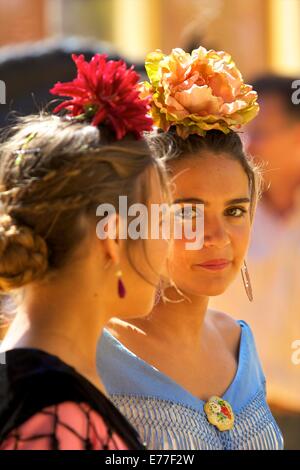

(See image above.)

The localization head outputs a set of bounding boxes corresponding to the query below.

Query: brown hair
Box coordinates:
[146,128,263,221]
[0,114,168,292]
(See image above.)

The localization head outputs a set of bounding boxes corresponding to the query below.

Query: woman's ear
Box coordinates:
[96,213,125,267]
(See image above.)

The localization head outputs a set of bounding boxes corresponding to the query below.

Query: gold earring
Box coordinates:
[241,260,253,302]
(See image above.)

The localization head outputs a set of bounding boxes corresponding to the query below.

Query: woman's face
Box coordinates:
[167,152,251,298]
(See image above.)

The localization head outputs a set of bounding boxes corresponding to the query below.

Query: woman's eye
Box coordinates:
[174,207,201,220]
[226,207,247,218]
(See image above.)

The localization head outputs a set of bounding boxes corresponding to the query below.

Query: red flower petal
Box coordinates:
[50,54,153,140]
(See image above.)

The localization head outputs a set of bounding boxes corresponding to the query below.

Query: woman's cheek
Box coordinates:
[168,238,188,268]
[230,222,251,263]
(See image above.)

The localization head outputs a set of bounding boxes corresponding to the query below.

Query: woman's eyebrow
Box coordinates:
[173,198,205,204]
[173,197,251,206]
[225,197,251,205]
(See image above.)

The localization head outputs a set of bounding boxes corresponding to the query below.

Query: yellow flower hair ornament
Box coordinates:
[140,47,259,139]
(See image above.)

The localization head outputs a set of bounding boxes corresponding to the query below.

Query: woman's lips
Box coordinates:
[193,259,232,271]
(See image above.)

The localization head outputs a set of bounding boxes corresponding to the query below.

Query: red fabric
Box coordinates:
[0,401,128,450]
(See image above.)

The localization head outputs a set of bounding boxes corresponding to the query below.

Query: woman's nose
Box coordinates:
[203,215,230,248]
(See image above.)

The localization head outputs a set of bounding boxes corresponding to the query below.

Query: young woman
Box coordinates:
[0,54,170,450]
[97,47,284,450]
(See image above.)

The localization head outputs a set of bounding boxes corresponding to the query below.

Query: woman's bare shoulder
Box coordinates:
[208,308,241,356]
[106,318,147,345]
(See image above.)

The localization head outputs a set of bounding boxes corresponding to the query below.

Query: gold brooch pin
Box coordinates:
[204,396,234,431]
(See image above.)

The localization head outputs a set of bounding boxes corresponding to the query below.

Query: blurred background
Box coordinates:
[1,0,300,68]
[0,0,300,74]
[0,0,300,125]
[0,0,300,450]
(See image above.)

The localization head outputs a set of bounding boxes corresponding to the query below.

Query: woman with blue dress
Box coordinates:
[97,46,284,450]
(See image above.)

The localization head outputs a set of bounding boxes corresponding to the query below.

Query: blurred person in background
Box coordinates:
[0,36,145,128]
[210,75,300,449]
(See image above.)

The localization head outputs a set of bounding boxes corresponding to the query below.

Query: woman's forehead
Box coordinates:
[170,156,250,200]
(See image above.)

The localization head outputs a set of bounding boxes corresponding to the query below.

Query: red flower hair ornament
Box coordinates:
[50,54,153,140]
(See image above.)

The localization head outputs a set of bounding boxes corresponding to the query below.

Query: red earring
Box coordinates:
[116,270,126,298]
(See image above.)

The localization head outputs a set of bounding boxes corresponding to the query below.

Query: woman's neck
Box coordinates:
[132,288,210,349]
[2,274,108,395]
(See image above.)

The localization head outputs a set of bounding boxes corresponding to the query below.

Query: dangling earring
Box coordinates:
[116,269,126,298]
[241,260,253,302]
[154,280,163,306]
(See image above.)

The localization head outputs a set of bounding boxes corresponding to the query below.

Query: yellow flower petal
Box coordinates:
[143,45,259,137]
[175,85,221,115]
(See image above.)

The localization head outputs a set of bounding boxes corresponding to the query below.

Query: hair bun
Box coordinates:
[0,214,48,292]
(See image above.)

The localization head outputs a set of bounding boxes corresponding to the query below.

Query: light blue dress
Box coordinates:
[97,320,284,450]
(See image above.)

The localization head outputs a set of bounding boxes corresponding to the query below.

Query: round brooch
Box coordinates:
[204,396,234,431]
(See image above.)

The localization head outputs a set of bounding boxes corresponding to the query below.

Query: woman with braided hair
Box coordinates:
[0,54,170,450]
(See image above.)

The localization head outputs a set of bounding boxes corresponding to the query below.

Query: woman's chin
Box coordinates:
[190,283,230,298]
